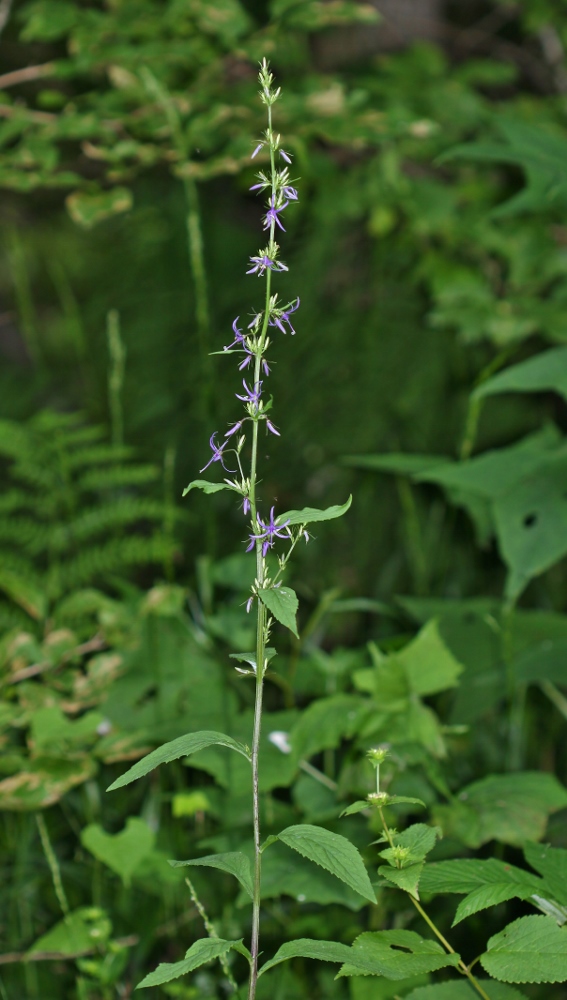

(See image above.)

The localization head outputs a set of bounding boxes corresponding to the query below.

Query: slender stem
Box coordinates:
[247,99,278,1000]
[36,813,69,917]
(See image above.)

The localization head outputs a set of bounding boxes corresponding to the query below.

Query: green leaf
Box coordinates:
[27,907,111,957]
[453,883,536,927]
[433,772,567,848]
[289,694,365,761]
[379,862,424,898]
[258,586,299,638]
[337,930,461,980]
[276,495,352,526]
[182,479,234,497]
[396,620,464,696]
[340,800,369,817]
[524,842,567,906]
[81,818,154,887]
[66,187,133,229]
[137,938,241,989]
[474,347,567,404]
[480,915,567,983]
[277,824,376,903]
[393,824,441,862]
[169,852,253,899]
[106,731,250,792]
[420,858,543,897]
[258,938,354,976]
[254,840,366,910]
[405,983,528,999]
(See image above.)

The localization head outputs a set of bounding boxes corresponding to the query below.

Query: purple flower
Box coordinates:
[280,149,292,164]
[266,419,280,436]
[224,317,246,352]
[200,432,234,473]
[243,497,251,515]
[283,185,298,201]
[262,358,270,376]
[246,507,290,557]
[247,255,288,276]
[225,420,243,438]
[270,297,300,335]
[264,196,288,232]
[236,379,262,408]
[251,143,263,159]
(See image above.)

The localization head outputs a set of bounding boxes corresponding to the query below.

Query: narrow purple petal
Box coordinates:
[280,149,292,164]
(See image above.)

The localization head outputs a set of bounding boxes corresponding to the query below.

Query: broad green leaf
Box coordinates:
[277,824,376,903]
[337,930,460,980]
[182,479,234,497]
[169,852,253,898]
[253,840,366,910]
[258,586,299,638]
[524,842,567,906]
[405,983,528,999]
[81,818,154,887]
[453,883,536,927]
[66,187,133,229]
[351,974,432,999]
[137,937,241,989]
[396,620,464,696]
[394,824,441,862]
[480,915,567,983]
[420,858,543,897]
[106,731,250,792]
[276,495,352,526]
[289,694,365,761]
[474,347,567,404]
[379,862,424,898]
[433,772,567,848]
[258,938,353,976]
[27,907,111,957]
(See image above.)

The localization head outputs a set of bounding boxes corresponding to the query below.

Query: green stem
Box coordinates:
[247,98,278,1000]
[36,812,69,917]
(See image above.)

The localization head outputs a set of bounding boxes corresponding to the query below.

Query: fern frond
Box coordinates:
[50,499,174,551]
[65,444,134,471]
[64,535,176,592]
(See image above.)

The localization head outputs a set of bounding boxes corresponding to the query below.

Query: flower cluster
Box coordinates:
[199,58,300,564]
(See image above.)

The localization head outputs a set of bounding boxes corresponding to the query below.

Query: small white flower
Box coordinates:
[268,730,292,754]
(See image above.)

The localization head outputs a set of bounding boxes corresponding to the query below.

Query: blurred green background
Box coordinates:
[3,2,567,997]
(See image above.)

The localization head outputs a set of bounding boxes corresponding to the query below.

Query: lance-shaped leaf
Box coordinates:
[182,480,235,497]
[452,883,536,927]
[405,982,528,999]
[107,731,250,792]
[340,800,369,817]
[276,824,376,903]
[337,930,461,980]
[473,347,567,405]
[258,586,299,638]
[480,915,567,984]
[137,937,242,989]
[169,852,253,899]
[276,495,352,526]
[258,938,354,976]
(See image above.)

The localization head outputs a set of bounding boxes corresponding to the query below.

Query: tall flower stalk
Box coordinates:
[218,61,299,998]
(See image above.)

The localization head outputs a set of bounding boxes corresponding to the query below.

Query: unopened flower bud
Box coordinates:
[367,747,390,766]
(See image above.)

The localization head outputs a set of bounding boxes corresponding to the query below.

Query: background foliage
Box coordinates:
[3,0,567,997]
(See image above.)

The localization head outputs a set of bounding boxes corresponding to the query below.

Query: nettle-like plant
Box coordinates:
[106,65,567,999]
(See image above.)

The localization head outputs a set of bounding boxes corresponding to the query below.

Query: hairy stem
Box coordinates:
[247,100,277,1000]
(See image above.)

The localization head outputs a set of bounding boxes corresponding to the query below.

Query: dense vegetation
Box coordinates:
[3,1,567,997]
